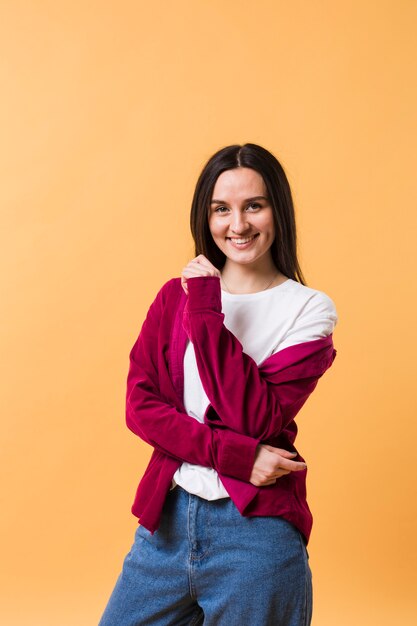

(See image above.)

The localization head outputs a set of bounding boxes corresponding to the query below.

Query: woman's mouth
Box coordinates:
[226,233,260,249]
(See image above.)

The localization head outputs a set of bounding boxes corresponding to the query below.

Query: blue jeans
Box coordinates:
[98,485,312,625]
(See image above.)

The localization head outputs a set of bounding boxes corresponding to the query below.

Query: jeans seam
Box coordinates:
[187,493,197,599]
[297,531,312,626]
[190,498,211,561]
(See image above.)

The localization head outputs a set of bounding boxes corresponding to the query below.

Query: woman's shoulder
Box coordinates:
[287,280,338,325]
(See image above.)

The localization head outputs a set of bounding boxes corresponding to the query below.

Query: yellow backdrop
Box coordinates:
[1,1,416,624]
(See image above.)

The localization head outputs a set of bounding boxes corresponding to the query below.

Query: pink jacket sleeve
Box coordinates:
[183,275,336,442]
[126,281,259,482]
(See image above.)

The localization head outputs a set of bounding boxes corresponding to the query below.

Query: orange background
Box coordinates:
[1,1,416,624]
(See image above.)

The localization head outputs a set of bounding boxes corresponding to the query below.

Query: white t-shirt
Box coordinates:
[171,278,338,499]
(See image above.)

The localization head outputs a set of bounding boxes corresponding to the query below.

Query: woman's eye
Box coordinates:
[215,203,261,213]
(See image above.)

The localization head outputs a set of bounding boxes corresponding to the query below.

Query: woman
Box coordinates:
[99,143,338,626]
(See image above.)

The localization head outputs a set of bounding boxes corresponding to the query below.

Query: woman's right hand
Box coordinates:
[249,444,307,487]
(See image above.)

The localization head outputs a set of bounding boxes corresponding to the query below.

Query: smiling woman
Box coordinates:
[189,143,305,295]
[98,143,338,626]
[207,167,279,290]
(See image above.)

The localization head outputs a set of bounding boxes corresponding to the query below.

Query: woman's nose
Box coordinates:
[230,211,248,233]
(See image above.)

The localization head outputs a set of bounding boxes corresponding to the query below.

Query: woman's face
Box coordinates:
[208,167,275,267]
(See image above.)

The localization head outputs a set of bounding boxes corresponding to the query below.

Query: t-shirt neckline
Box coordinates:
[220,278,293,299]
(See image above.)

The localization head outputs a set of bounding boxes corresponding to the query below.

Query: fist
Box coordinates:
[181,255,221,295]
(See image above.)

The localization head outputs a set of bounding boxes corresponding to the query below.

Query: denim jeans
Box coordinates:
[98,485,312,626]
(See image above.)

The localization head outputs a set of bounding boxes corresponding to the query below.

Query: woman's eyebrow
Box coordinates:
[210,195,268,204]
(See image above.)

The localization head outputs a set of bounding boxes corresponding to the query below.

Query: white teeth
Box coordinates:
[229,235,257,244]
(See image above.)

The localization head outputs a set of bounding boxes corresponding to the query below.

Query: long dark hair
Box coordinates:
[190,143,307,285]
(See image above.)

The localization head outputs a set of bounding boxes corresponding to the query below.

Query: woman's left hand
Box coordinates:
[181,254,221,295]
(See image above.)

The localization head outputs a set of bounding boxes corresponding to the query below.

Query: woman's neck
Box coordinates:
[220,260,286,294]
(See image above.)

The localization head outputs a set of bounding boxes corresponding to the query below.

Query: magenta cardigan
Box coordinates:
[126,275,337,544]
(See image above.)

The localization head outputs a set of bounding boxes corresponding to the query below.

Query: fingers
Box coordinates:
[182,262,215,277]
[192,254,220,272]
[250,475,277,487]
[278,458,307,472]
[183,268,218,278]
[262,445,298,459]
[260,445,306,471]
[249,457,305,487]
[250,464,299,487]
[181,255,221,279]
[256,445,307,479]
[250,470,289,487]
